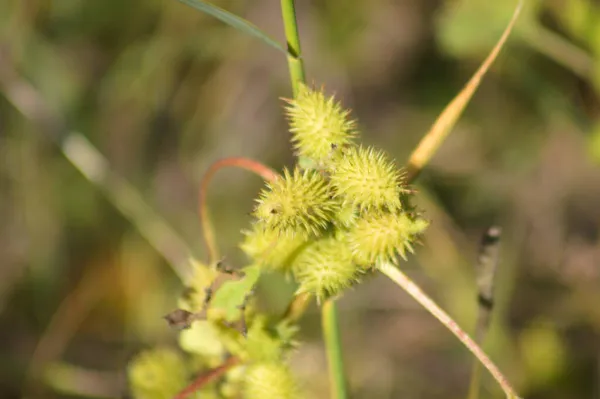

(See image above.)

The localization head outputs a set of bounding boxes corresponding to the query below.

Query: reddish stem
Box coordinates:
[173,356,241,399]
[199,157,278,264]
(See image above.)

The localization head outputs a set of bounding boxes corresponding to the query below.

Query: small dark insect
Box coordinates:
[163,309,197,330]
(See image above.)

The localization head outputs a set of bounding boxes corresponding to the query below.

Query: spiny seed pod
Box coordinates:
[243,362,300,399]
[240,223,308,272]
[347,211,428,267]
[292,236,362,302]
[244,315,287,362]
[285,84,358,163]
[332,200,359,228]
[253,168,338,238]
[330,145,406,211]
[128,347,188,399]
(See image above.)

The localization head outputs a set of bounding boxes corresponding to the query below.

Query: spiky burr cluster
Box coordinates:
[243,84,428,302]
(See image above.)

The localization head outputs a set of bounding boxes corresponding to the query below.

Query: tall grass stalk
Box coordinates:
[280,1,347,398]
[280,0,306,96]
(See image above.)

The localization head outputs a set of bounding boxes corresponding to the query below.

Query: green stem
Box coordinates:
[322,299,348,399]
[279,2,346,397]
[280,0,306,96]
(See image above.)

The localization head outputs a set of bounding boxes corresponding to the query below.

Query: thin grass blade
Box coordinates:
[176,0,286,53]
[406,0,523,182]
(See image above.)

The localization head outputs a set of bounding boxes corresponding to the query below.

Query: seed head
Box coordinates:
[253,168,338,239]
[285,84,358,164]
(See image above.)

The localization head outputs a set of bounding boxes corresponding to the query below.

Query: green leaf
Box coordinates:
[211,265,261,322]
[176,0,286,54]
[179,320,225,357]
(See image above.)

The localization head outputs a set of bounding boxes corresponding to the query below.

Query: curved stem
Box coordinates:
[199,157,278,264]
[281,292,312,323]
[378,262,521,399]
[174,356,241,399]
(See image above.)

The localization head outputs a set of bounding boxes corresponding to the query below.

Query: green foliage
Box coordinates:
[127,80,428,398]
[179,259,220,313]
[210,265,261,322]
[179,320,225,360]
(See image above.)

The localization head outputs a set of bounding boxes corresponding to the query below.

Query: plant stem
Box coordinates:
[280,0,306,96]
[378,262,521,399]
[322,299,348,399]
[281,292,312,323]
[467,226,503,399]
[174,356,241,399]
[279,2,347,397]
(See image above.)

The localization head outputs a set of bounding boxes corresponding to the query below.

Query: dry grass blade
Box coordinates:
[378,262,521,399]
[405,0,523,182]
[0,51,195,282]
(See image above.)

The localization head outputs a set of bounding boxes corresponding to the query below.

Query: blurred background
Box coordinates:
[1,0,600,398]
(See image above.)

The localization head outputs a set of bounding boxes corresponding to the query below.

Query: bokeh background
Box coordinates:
[2,0,600,398]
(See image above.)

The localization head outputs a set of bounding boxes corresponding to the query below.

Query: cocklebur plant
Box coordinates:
[243,84,428,303]
[128,347,189,399]
[129,1,525,398]
[128,85,427,399]
[129,257,301,399]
